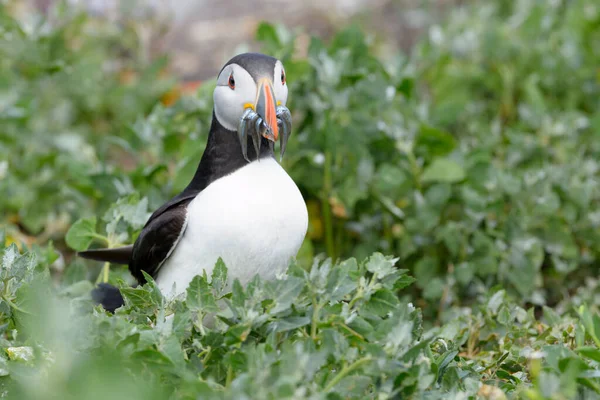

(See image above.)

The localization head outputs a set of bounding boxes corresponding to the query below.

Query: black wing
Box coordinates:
[77,190,198,282]
[128,195,195,283]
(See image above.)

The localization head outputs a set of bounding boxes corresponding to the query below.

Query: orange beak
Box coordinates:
[255,78,279,141]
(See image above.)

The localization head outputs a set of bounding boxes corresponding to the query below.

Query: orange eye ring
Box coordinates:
[281,70,286,85]
[228,74,235,90]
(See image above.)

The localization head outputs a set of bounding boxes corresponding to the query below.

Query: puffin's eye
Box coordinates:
[281,70,286,85]
[228,74,235,90]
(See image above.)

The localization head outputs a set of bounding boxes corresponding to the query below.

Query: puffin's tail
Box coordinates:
[91,283,124,313]
[77,245,133,265]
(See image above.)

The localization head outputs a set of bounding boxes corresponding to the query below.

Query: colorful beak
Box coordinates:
[255,79,279,141]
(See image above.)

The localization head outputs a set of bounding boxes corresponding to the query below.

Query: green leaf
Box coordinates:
[577,347,600,363]
[435,350,458,377]
[394,273,416,291]
[268,316,310,333]
[497,305,511,325]
[225,324,252,346]
[422,278,444,301]
[436,221,465,256]
[270,277,304,314]
[326,265,357,302]
[131,349,174,367]
[365,253,397,280]
[364,289,401,317]
[487,290,505,315]
[211,258,228,298]
[543,306,561,326]
[3,247,36,281]
[421,158,466,183]
[121,286,157,311]
[373,164,411,197]
[103,195,150,235]
[255,22,280,47]
[186,275,219,313]
[232,279,246,308]
[6,346,34,363]
[65,217,98,251]
[415,124,457,160]
[454,262,474,285]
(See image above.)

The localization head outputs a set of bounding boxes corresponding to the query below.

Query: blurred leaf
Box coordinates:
[421,159,465,183]
[415,124,457,160]
[65,217,97,251]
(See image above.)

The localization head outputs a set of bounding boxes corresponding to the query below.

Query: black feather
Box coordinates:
[78,245,133,264]
[129,199,192,282]
[91,283,124,313]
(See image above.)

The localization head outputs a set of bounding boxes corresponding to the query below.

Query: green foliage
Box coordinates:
[1,240,600,398]
[257,0,600,312]
[0,4,174,236]
[1,0,600,398]
[65,217,97,251]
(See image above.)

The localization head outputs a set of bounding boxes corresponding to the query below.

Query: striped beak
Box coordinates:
[255,78,278,141]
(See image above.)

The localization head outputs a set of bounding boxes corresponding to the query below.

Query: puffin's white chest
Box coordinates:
[156,157,308,297]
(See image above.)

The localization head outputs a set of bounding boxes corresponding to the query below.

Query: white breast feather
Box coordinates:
[155,158,308,297]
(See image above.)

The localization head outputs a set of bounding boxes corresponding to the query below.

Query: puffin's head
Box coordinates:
[213,52,291,161]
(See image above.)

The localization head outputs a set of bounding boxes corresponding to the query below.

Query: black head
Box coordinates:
[219,52,279,82]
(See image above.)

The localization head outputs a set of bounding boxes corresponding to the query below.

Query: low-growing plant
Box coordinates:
[2,235,600,399]
[1,0,600,397]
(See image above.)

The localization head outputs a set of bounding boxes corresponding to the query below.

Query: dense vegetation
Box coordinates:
[1,0,599,398]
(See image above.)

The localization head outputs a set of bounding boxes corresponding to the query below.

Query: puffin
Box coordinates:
[78,53,308,311]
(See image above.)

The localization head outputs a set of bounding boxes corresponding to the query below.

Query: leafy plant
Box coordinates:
[254,0,600,314]
[0,3,173,238]
[1,0,600,397]
[2,236,600,398]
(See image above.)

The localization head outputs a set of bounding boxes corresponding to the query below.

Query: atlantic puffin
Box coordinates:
[78,53,308,311]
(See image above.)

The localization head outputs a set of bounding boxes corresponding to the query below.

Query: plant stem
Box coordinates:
[225,363,233,388]
[337,323,364,340]
[311,298,321,340]
[202,349,212,365]
[102,262,110,283]
[592,333,600,349]
[324,356,372,392]
[4,296,33,315]
[406,150,421,191]
[90,233,110,245]
[322,149,335,259]
[96,262,110,284]
[94,236,117,284]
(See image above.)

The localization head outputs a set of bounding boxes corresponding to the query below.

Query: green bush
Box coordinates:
[266,0,600,312]
[2,236,600,399]
[1,0,600,398]
[0,3,174,236]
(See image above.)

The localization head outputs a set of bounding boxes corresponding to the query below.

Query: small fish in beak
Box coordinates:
[237,79,292,162]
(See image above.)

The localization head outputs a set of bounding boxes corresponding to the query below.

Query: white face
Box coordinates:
[213,60,288,131]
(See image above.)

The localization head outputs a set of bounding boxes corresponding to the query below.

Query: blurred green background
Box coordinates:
[1,0,600,398]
